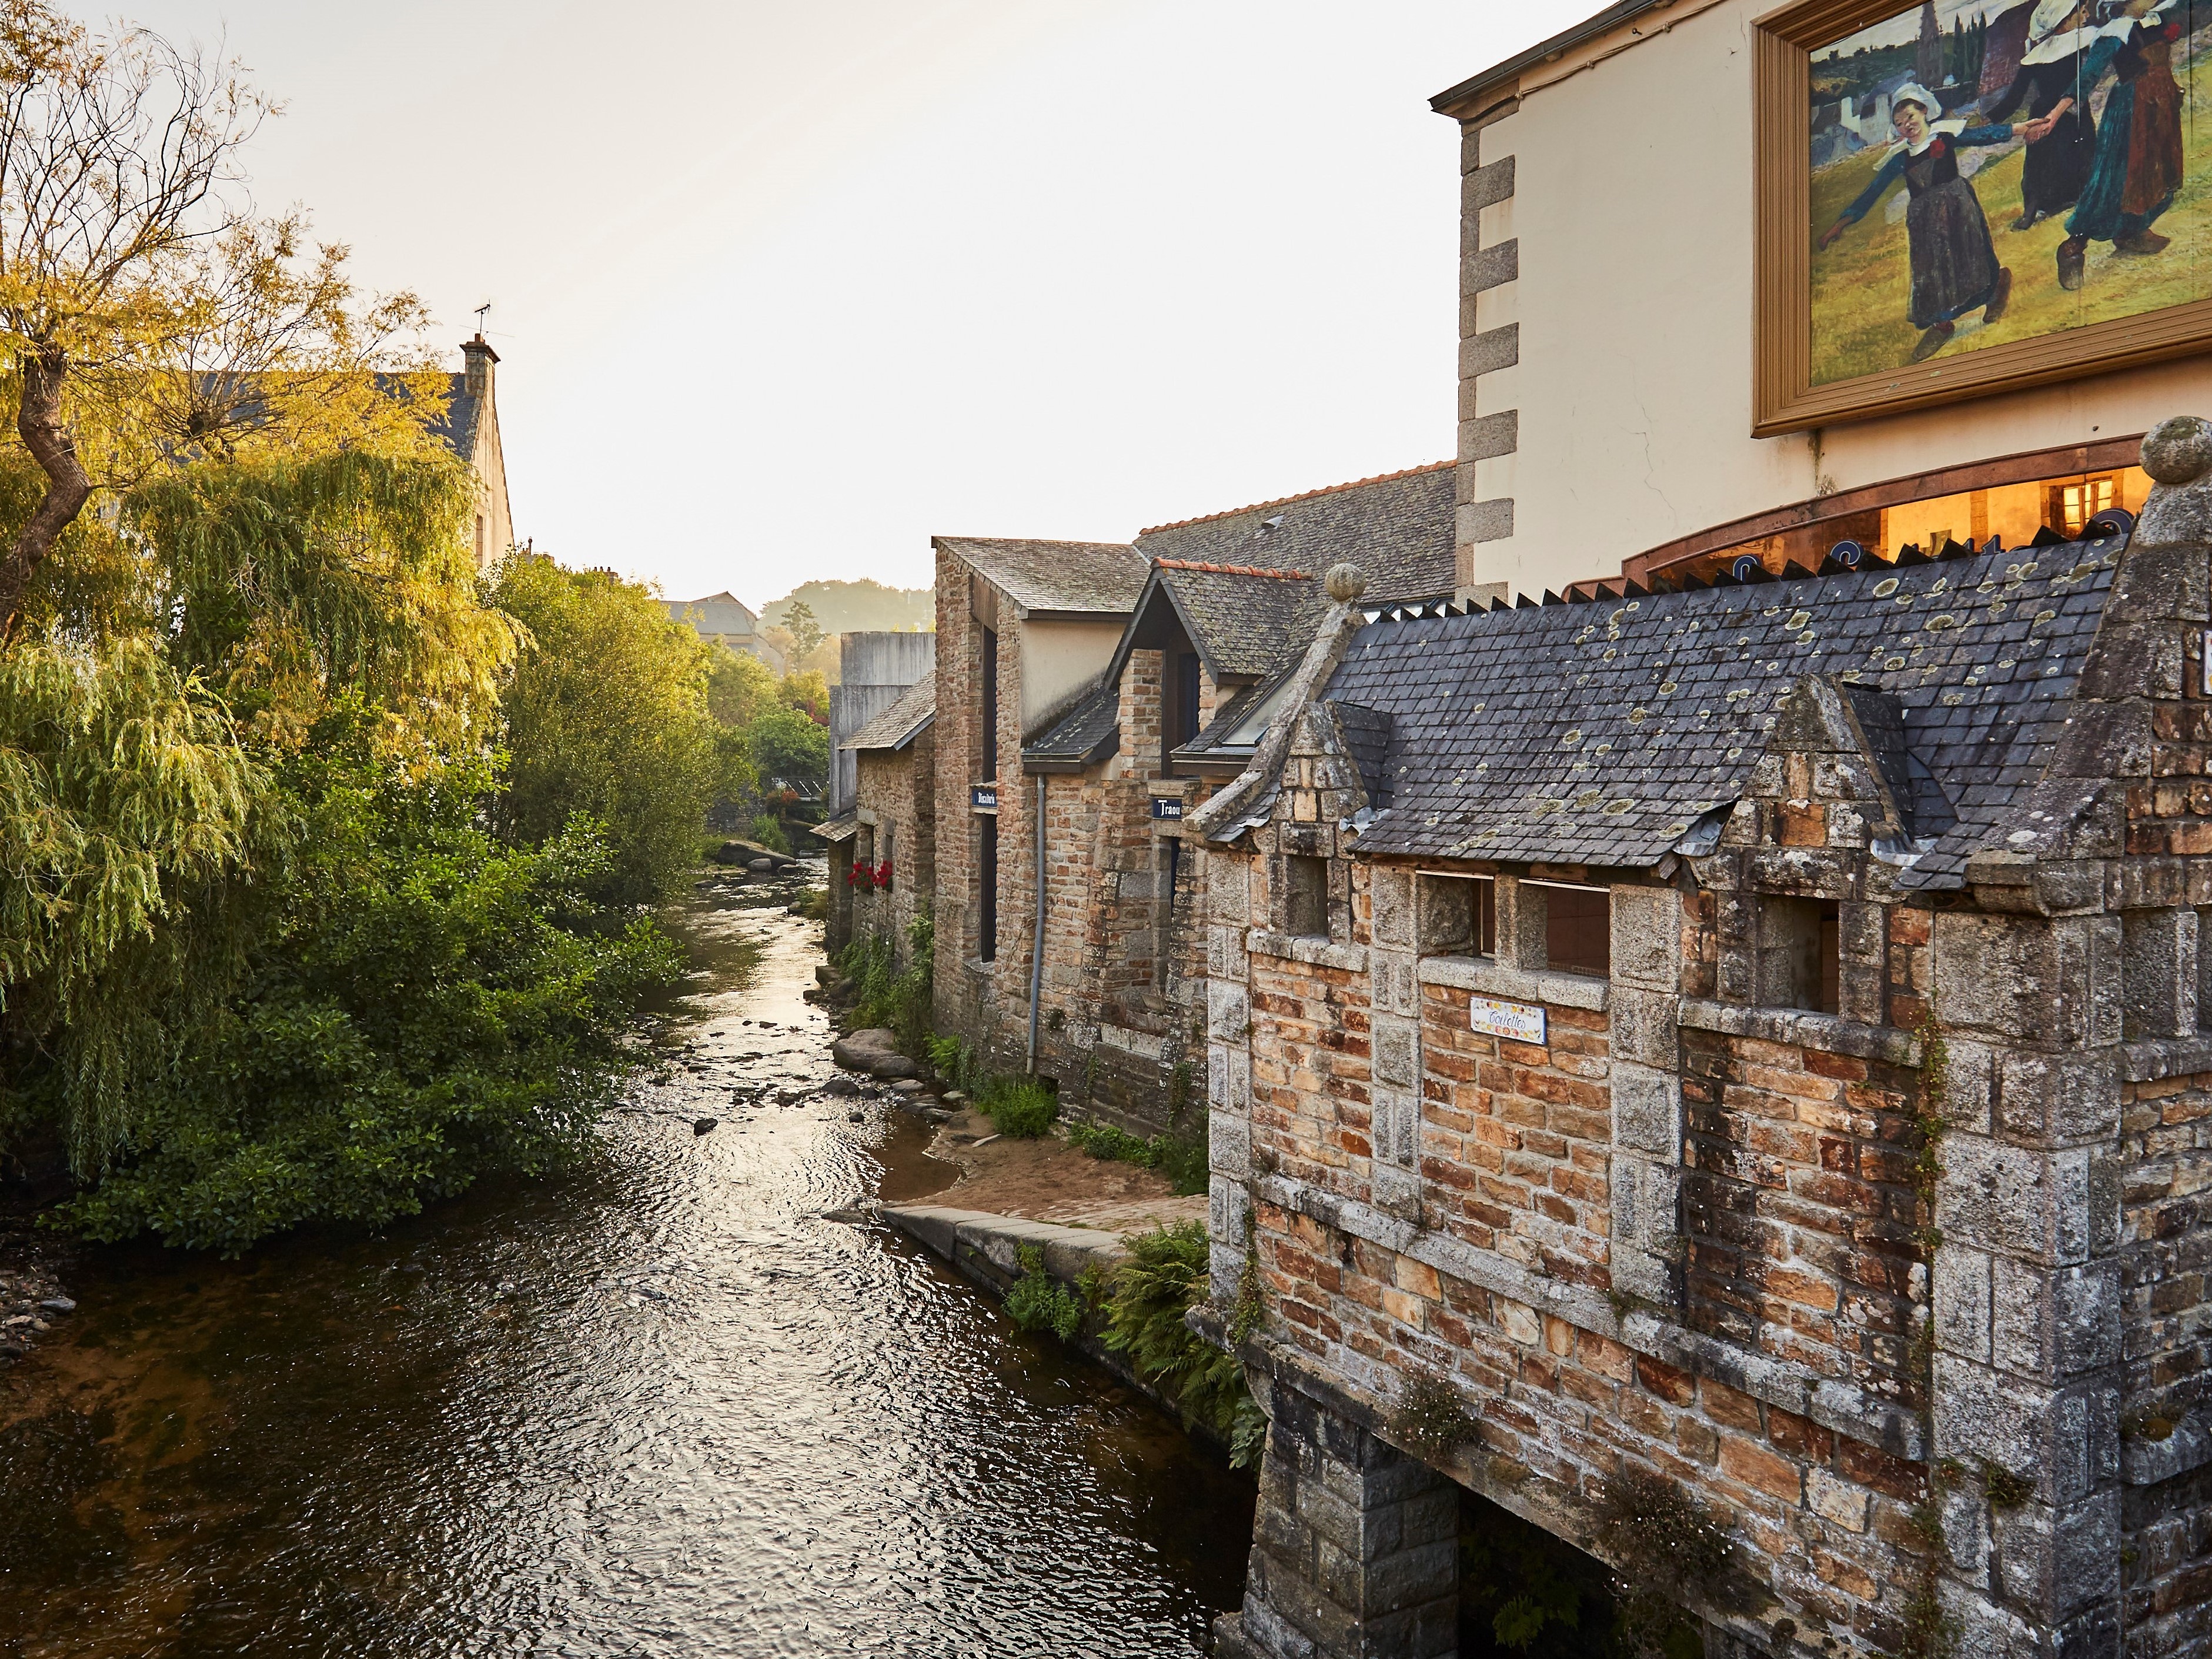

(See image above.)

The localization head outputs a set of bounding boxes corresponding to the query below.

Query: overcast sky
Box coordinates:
[121,1,1588,607]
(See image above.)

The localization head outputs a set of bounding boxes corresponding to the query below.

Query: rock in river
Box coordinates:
[693,1118,719,1136]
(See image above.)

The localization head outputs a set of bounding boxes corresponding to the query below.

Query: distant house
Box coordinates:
[665,590,787,673]
[429,335,515,570]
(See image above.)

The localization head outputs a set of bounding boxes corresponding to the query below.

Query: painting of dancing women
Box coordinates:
[1806,0,2210,386]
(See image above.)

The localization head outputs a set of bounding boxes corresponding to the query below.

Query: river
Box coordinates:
[0,872,1255,1657]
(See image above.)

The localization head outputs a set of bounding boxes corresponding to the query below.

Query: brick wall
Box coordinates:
[1680,1029,1924,1408]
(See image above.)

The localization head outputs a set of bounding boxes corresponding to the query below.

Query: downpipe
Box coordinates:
[1027,775,1046,1074]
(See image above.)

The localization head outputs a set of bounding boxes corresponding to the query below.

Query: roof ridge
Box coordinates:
[1153,558,1311,579]
[1135,460,1453,537]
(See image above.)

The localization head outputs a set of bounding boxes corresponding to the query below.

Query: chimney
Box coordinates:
[462,333,499,400]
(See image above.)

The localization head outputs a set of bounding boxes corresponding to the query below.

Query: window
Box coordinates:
[979,815,998,963]
[980,627,999,782]
[2049,475,2116,538]
[1418,874,1495,957]
[1759,897,1840,1014]
[1529,882,1610,977]
[1284,855,1329,938]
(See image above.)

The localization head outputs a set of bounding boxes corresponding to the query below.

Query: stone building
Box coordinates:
[822,676,935,959]
[432,334,514,571]
[929,536,1154,1073]
[1010,467,1456,1130]
[1193,420,2212,1659]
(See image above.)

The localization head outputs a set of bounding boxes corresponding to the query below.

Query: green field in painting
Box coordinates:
[1808,55,2212,385]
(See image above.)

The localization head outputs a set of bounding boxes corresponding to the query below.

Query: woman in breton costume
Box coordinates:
[1986,0,2103,228]
[2051,0,2186,286]
[1819,86,2024,363]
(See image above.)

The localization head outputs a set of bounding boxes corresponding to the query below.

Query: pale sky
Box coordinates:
[122,1,1589,609]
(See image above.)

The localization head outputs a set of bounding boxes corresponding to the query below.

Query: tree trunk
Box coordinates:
[0,344,93,639]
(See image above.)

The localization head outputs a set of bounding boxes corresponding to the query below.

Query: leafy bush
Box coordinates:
[974,1075,1058,1139]
[1004,1244,1082,1341]
[926,1033,982,1094]
[747,813,790,854]
[62,743,679,1254]
[1101,1221,1258,1465]
[1064,1116,1209,1196]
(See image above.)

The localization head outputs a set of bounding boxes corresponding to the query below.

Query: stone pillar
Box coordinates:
[1366,864,1424,1221]
[1609,882,1685,1304]
[1215,1372,1460,1659]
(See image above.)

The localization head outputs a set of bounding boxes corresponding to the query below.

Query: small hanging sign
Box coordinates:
[1151,798,1184,820]
[971,783,998,812]
[1469,994,1546,1046]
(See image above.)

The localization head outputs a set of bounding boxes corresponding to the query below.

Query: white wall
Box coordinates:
[1465,0,2212,599]
[1018,616,1125,732]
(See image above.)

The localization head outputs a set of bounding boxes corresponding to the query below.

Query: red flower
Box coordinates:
[848,860,868,887]
[873,859,894,890]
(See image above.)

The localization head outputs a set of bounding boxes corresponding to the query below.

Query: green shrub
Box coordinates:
[1101,1221,1258,1465]
[1005,1244,1082,1341]
[747,813,790,853]
[926,1032,981,1093]
[843,913,933,1059]
[975,1074,1057,1138]
[1064,1116,1208,1196]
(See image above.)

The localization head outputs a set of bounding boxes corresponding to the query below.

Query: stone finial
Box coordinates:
[1325,562,1366,603]
[2141,415,2212,486]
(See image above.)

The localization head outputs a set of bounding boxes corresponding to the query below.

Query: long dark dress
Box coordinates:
[1986,54,2097,219]
[1837,128,2010,326]
[2069,19,2185,241]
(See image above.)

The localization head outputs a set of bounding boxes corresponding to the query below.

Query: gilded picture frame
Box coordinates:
[1754,0,2212,435]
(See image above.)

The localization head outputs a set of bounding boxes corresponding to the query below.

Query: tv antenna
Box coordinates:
[473,302,492,333]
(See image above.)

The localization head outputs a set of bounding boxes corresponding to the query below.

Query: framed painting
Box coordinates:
[1753,0,2212,434]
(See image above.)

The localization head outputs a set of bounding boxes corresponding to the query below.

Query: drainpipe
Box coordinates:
[1027,775,1047,1074]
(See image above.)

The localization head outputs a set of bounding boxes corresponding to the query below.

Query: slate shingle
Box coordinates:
[1314,538,2123,890]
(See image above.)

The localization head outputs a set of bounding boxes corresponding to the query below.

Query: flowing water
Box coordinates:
[0,873,1254,1657]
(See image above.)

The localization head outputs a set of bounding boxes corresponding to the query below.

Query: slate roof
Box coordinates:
[1135,464,1454,608]
[1153,563,1327,682]
[426,371,482,466]
[845,676,935,752]
[1023,675,1122,769]
[666,592,760,637]
[1311,537,2123,891]
[935,538,1152,617]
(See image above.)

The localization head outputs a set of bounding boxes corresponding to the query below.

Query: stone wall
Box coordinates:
[851,729,934,964]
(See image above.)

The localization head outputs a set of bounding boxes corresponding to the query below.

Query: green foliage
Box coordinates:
[841,913,933,1059]
[746,813,790,854]
[488,558,726,905]
[926,1032,983,1094]
[1005,1243,1083,1342]
[1064,1116,1209,1196]
[974,1074,1057,1139]
[781,599,824,661]
[744,702,829,793]
[1099,1220,1259,1466]
[0,636,268,1171]
[61,738,678,1254]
